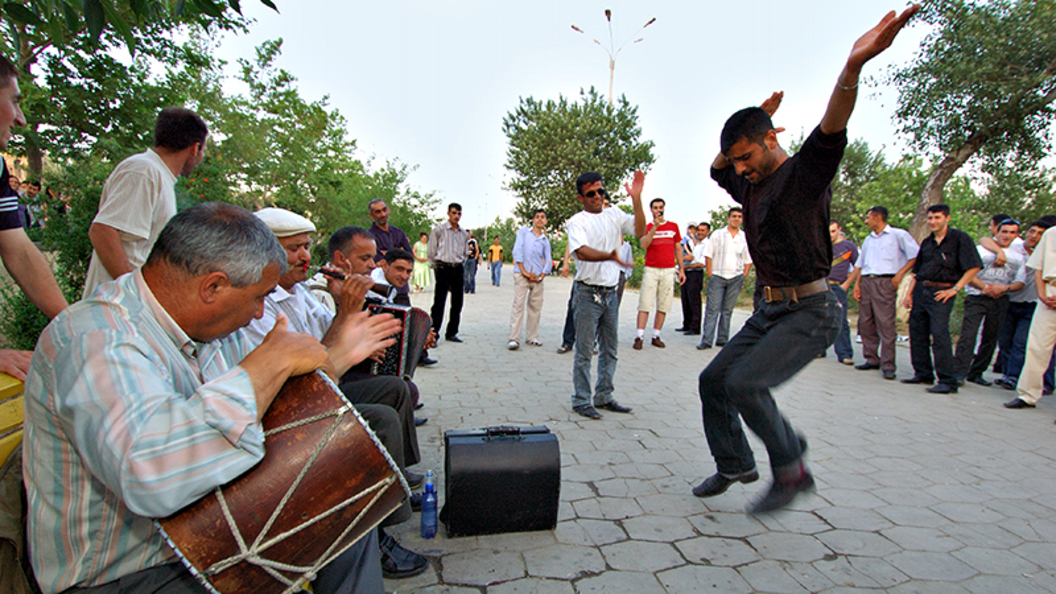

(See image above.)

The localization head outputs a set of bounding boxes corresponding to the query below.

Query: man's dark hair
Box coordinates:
[576,172,603,196]
[998,220,1020,233]
[867,205,889,222]
[831,219,841,229]
[650,198,665,208]
[154,107,208,152]
[990,213,1011,227]
[729,207,743,217]
[927,204,951,216]
[328,225,373,261]
[493,236,499,240]
[146,202,285,287]
[720,107,774,155]
[1030,215,1056,231]
[27,180,40,189]
[699,222,711,231]
[368,199,387,212]
[0,55,18,88]
[448,202,462,212]
[533,209,547,218]
[384,248,415,265]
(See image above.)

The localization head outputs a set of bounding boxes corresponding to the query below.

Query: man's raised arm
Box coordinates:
[623,170,648,238]
[819,6,920,135]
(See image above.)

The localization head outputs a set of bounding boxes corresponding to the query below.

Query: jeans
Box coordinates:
[828,283,854,361]
[701,274,744,347]
[431,263,464,339]
[909,284,958,386]
[953,294,1008,380]
[463,258,478,293]
[999,301,1055,388]
[699,290,839,476]
[561,284,576,348]
[681,269,704,333]
[490,261,502,286]
[571,281,620,409]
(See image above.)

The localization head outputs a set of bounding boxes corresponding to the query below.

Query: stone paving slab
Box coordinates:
[381,269,1056,593]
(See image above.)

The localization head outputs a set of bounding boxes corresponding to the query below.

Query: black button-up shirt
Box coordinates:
[711,126,847,288]
[912,227,982,284]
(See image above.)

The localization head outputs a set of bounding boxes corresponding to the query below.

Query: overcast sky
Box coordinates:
[213,1,930,229]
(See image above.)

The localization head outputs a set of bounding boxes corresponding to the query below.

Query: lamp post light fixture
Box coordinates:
[571,10,656,105]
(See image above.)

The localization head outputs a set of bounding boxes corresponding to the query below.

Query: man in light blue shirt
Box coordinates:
[508,209,553,349]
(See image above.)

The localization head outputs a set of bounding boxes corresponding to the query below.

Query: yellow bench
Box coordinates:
[0,372,24,466]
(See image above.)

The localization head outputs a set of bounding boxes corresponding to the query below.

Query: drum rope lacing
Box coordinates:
[202,403,398,593]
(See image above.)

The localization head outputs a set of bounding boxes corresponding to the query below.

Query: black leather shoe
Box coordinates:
[926,383,958,394]
[379,531,428,579]
[556,345,573,354]
[692,469,760,498]
[419,356,438,367]
[855,363,880,371]
[696,343,712,350]
[747,470,815,514]
[967,376,992,387]
[405,471,424,489]
[410,491,423,511]
[414,401,425,410]
[598,401,632,413]
[994,378,1017,390]
[882,370,897,380]
[901,376,933,385]
[446,335,463,343]
[573,405,602,420]
[715,341,727,347]
[1003,398,1036,409]
[685,330,701,335]
[415,416,428,427]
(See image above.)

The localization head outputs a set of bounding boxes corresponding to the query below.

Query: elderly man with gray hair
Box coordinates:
[23,202,398,594]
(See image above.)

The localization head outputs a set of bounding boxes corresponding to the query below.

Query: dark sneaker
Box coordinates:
[692,469,760,498]
[573,405,602,420]
[1003,398,1036,409]
[747,470,815,514]
[379,531,429,579]
[597,401,632,413]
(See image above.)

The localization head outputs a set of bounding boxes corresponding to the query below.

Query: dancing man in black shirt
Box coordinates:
[693,5,920,514]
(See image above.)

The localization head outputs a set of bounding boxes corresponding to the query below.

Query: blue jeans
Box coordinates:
[571,281,620,408]
[463,259,478,293]
[490,261,502,286]
[999,301,1056,389]
[828,283,854,361]
[700,274,744,347]
[699,290,839,475]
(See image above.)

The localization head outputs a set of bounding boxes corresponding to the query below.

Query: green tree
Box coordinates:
[885,0,1056,239]
[502,87,655,230]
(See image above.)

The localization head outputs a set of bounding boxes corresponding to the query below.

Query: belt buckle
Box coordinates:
[764,286,774,303]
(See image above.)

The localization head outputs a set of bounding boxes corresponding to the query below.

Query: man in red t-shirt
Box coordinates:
[634,198,686,349]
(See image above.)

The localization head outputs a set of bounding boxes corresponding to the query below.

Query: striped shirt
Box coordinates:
[704,227,752,279]
[427,221,468,266]
[567,207,636,287]
[512,227,553,276]
[0,159,22,230]
[23,271,264,593]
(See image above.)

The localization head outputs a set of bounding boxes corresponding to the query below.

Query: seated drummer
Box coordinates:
[23,203,397,594]
[243,209,428,581]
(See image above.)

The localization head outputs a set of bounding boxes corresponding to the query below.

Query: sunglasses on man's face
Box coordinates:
[582,188,608,199]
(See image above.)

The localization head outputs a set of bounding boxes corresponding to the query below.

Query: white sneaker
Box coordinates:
[507,340,519,350]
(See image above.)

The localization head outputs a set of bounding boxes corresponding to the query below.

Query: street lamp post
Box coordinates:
[571,10,656,106]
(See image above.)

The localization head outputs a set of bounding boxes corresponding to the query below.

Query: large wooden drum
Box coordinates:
[157,371,407,594]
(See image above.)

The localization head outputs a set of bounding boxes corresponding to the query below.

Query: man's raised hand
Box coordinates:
[623,170,645,202]
[847,5,920,73]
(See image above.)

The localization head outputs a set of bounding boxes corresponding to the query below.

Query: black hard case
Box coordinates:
[440,426,561,537]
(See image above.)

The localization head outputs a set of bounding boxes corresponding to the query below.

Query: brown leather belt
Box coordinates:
[922,281,955,289]
[762,278,829,303]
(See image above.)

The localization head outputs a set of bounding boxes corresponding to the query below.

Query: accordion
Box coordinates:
[367,303,432,379]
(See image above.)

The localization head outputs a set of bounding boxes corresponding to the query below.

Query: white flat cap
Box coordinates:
[254,207,316,237]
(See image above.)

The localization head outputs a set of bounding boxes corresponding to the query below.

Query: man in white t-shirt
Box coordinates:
[83,107,208,297]
[566,170,647,419]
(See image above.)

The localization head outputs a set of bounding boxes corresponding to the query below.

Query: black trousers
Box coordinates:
[681,269,704,333]
[954,294,1009,380]
[699,290,839,476]
[909,284,958,386]
[431,263,464,338]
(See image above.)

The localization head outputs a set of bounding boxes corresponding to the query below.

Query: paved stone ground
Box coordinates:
[383,265,1056,593]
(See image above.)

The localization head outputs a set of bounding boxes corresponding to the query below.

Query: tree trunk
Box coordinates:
[909,131,988,241]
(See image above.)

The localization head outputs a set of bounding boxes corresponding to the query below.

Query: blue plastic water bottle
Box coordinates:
[420,469,437,539]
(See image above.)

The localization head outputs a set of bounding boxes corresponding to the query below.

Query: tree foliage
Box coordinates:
[502,87,655,230]
[885,0,1056,238]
